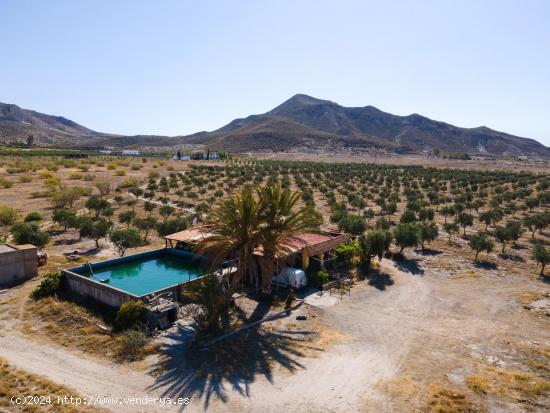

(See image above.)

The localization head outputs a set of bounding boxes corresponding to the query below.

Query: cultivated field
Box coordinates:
[0,153,549,412]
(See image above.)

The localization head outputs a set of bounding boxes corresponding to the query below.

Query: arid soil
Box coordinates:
[1,248,548,412]
[1,154,549,412]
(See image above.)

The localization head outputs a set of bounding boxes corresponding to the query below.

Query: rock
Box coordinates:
[296,315,307,321]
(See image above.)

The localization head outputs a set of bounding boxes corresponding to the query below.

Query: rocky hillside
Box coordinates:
[185,94,550,156]
[1,97,549,157]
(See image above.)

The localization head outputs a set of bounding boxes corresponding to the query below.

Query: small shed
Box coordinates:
[0,244,38,287]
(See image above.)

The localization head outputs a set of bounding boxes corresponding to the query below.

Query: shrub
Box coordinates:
[0,176,13,188]
[10,222,50,248]
[114,300,146,332]
[30,272,63,300]
[114,330,149,362]
[24,211,43,222]
[317,270,329,286]
[117,177,140,189]
[0,204,17,226]
[335,241,362,269]
[115,168,126,176]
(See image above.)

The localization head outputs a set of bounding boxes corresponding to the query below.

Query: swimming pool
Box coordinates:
[80,255,203,296]
[65,249,208,305]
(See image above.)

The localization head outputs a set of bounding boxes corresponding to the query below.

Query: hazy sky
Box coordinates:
[1,0,549,145]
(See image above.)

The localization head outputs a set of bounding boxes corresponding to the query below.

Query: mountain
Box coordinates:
[0,102,103,145]
[1,97,549,157]
[185,94,550,156]
[0,102,175,148]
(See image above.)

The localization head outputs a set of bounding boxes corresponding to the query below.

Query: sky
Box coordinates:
[1,0,549,145]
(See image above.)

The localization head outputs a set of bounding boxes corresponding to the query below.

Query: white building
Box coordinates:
[172,155,191,161]
[122,149,140,156]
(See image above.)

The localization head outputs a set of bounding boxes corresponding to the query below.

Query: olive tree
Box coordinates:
[110,228,142,256]
[468,233,494,261]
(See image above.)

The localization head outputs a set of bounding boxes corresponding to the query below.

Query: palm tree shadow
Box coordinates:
[148,324,319,410]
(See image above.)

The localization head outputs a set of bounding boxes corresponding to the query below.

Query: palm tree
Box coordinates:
[197,183,322,295]
[255,184,322,294]
[196,187,262,290]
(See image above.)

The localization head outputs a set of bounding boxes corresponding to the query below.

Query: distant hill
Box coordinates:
[184,94,550,156]
[0,102,173,148]
[1,97,549,157]
[0,102,103,145]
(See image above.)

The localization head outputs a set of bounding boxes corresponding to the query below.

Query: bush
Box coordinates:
[0,176,13,188]
[114,330,149,362]
[114,300,146,332]
[335,241,362,269]
[317,270,329,286]
[10,222,50,248]
[30,272,63,300]
[24,211,43,222]
[0,204,17,226]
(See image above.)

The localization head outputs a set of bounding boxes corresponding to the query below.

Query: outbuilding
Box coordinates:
[0,244,38,288]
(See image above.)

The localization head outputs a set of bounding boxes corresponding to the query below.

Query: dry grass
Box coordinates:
[22,297,114,359]
[427,384,487,413]
[378,377,486,413]
[22,296,158,363]
[0,357,102,412]
[466,366,550,402]
[519,291,542,305]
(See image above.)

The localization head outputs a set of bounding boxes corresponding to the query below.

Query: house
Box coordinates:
[0,244,38,288]
[164,227,351,271]
[122,149,140,156]
[172,155,191,161]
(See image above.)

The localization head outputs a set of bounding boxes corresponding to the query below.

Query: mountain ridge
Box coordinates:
[1,96,549,157]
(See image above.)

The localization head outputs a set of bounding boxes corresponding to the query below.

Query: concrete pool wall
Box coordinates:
[63,248,208,307]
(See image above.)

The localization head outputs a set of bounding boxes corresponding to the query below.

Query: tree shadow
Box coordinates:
[416,248,442,256]
[367,270,394,291]
[497,253,525,262]
[148,323,318,410]
[393,258,425,275]
[77,247,102,256]
[474,260,498,270]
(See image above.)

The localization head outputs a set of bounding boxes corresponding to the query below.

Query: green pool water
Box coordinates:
[86,255,204,296]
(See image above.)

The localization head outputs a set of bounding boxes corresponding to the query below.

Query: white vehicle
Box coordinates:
[272,267,307,289]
